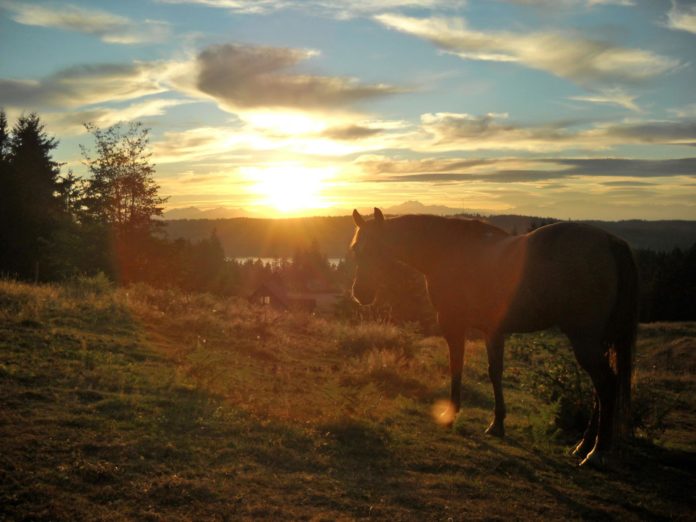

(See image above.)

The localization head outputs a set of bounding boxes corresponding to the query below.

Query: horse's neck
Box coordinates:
[384,216,476,274]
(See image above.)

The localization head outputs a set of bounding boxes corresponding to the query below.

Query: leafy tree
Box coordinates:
[81,122,167,236]
[80,122,168,283]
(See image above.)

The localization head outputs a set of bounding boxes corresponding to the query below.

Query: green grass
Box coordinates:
[1,279,694,520]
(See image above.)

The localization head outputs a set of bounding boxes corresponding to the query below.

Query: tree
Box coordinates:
[56,170,87,219]
[80,121,168,283]
[0,112,64,279]
[0,109,11,276]
[81,122,167,236]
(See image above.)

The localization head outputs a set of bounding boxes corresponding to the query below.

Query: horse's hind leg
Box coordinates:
[569,335,616,467]
[572,394,598,459]
[485,333,506,437]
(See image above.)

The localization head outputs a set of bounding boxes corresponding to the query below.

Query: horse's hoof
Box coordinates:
[579,449,605,469]
[572,440,591,459]
[485,421,505,438]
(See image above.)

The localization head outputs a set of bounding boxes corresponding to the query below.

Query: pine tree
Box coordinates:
[0,110,12,276]
[1,112,64,279]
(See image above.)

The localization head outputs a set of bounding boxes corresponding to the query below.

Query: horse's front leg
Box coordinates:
[444,331,465,422]
[485,333,506,437]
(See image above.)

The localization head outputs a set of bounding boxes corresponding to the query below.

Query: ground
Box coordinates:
[0,278,694,520]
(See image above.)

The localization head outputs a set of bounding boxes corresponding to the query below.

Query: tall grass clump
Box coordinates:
[334,321,418,358]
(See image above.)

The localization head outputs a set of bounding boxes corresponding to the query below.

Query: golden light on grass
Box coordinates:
[431,399,456,426]
[243,163,334,214]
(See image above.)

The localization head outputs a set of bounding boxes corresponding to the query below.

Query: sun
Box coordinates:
[243,164,334,215]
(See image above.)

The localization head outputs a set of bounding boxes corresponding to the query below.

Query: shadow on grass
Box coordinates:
[474,429,696,520]
[316,418,419,515]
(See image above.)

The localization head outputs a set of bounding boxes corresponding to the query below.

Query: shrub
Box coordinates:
[510,333,593,436]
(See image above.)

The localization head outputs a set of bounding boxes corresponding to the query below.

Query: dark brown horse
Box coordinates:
[350,208,638,467]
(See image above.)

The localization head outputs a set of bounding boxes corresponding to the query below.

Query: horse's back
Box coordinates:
[500,222,628,335]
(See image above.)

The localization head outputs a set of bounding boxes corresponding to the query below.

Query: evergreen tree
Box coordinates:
[0,110,11,276]
[0,112,64,279]
[56,170,86,219]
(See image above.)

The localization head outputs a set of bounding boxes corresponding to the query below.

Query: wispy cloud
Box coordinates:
[2,2,170,44]
[157,0,467,18]
[0,63,170,109]
[374,14,679,87]
[414,111,696,152]
[42,99,190,135]
[363,156,696,183]
[665,1,696,35]
[502,0,634,7]
[418,112,585,152]
[669,103,696,119]
[568,87,640,111]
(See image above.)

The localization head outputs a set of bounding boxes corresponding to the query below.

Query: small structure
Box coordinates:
[249,278,343,313]
[249,280,291,310]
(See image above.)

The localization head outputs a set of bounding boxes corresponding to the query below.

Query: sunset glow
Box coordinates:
[243,164,334,214]
[1,1,694,219]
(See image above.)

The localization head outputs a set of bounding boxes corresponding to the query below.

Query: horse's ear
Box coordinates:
[353,209,365,228]
[374,207,384,225]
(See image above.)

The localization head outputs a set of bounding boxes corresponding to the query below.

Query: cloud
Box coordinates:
[596,119,696,145]
[0,63,170,109]
[568,87,640,111]
[669,103,696,119]
[666,1,696,35]
[3,2,170,44]
[41,99,190,135]
[188,43,399,112]
[502,0,634,6]
[364,156,696,183]
[157,0,467,18]
[418,112,585,152]
[374,14,679,87]
[320,125,383,140]
[414,111,696,152]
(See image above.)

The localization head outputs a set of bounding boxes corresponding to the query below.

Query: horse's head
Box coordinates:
[350,207,389,305]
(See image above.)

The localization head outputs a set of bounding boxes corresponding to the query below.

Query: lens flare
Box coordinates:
[431,399,456,426]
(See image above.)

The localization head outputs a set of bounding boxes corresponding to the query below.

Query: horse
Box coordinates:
[350,208,638,467]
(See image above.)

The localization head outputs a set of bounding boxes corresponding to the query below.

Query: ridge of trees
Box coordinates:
[0,109,694,324]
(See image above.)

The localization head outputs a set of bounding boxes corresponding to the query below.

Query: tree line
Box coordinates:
[0,110,694,324]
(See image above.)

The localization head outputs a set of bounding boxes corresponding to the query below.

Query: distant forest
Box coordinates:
[1,110,694,323]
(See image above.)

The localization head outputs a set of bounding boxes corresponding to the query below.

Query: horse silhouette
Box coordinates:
[350,208,638,467]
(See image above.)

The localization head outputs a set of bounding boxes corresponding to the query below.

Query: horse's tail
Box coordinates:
[606,237,639,440]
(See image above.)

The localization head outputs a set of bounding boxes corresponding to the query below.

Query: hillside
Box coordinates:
[1,279,694,520]
[162,215,696,258]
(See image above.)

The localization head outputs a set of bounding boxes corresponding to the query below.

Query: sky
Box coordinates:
[1,0,695,220]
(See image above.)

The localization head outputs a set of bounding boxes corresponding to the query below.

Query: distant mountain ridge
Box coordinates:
[162,206,255,220]
[162,202,696,257]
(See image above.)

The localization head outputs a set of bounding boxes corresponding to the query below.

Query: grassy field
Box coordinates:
[1,278,694,521]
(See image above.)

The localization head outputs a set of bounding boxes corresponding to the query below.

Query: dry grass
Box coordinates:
[1,278,694,520]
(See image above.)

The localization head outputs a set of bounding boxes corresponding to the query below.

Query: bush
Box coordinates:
[509,333,593,435]
[63,272,113,298]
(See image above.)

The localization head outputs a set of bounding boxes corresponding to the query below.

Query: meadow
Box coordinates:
[0,278,694,520]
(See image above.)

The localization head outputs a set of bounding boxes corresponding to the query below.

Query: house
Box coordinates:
[249,279,343,313]
[248,280,291,310]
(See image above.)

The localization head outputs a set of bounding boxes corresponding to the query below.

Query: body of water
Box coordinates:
[230,257,344,267]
